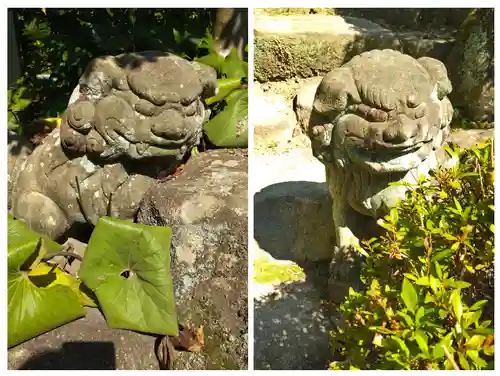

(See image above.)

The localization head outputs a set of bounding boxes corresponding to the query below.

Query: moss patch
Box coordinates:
[255,8,336,16]
[253,257,306,284]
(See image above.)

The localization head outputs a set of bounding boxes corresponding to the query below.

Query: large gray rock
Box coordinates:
[254,15,455,82]
[446,9,494,122]
[136,148,248,370]
[9,52,217,241]
[255,181,334,263]
[308,49,454,302]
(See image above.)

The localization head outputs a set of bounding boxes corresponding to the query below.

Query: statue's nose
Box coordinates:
[383,117,418,144]
[151,122,187,140]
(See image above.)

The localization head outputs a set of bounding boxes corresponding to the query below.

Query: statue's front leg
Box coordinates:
[12,191,71,241]
[329,203,365,304]
[325,164,366,303]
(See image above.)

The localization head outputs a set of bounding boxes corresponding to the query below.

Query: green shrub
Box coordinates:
[11,8,212,121]
[329,140,494,370]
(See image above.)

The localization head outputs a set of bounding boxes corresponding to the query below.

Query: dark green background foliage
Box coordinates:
[330,141,494,370]
[10,8,213,122]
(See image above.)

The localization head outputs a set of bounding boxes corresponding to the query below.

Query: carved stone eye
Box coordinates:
[86,130,106,155]
[67,101,95,133]
[60,122,87,154]
[183,100,198,117]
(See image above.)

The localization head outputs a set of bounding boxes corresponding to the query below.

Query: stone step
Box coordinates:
[254,15,456,82]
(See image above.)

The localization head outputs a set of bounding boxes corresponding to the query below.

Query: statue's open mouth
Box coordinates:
[345,131,426,153]
[98,131,201,161]
[344,137,435,173]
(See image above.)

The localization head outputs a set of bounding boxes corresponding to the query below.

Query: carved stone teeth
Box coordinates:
[346,104,357,113]
[407,94,419,108]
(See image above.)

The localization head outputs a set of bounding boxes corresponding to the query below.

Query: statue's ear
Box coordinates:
[313,67,360,120]
[191,61,218,99]
[417,57,452,99]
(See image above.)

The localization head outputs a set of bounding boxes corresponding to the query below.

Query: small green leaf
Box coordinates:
[401,278,418,313]
[478,320,492,329]
[432,334,453,360]
[389,207,399,224]
[10,98,32,112]
[432,249,453,262]
[424,292,434,304]
[483,344,494,357]
[465,335,485,350]
[172,28,182,44]
[469,300,488,311]
[429,276,439,294]
[462,311,482,329]
[390,336,410,359]
[453,197,463,213]
[434,261,443,279]
[450,289,463,321]
[415,277,429,286]
[414,329,429,353]
[438,309,448,319]
[470,327,494,336]
[458,353,470,370]
[403,273,417,281]
[415,306,425,327]
[432,343,444,359]
[369,326,394,335]
[446,280,471,289]
[466,350,487,369]
[397,311,414,327]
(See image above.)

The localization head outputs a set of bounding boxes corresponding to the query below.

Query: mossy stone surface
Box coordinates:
[446,8,494,122]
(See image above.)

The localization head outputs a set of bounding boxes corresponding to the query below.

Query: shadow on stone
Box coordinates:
[17,341,116,370]
[253,180,339,370]
[254,268,336,370]
[8,308,159,370]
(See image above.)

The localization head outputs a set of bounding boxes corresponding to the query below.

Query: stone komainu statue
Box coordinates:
[10,51,217,241]
[308,49,454,301]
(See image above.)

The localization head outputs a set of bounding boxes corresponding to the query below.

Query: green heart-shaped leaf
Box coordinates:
[205,77,242,106]
[203,88,248,148]
[221,48,247,79]
[79,217,178,336]
[8,216,86,348]
[195,51,225,73]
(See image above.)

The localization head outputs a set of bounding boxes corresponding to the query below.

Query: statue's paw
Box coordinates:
[328,244,364,304]
[12,192,69,240]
